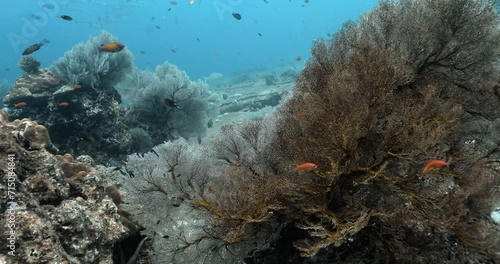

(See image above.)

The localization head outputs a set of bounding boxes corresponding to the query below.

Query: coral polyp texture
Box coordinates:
[121,0,500,263]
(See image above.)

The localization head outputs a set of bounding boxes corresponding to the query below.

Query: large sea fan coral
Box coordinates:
[123,62,220,144]
[51,30,133,89]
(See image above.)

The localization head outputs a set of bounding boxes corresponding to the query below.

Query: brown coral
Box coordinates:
[8,118,53,151]
[18,55,41,73]
[3,68,61,105]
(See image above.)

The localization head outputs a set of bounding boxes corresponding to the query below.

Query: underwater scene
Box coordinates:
[0,0,499,263]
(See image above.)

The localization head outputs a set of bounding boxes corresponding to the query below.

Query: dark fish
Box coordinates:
[207,118,213,128]
[258,33,262,36]
[170,49,177,53]
[22,40,47,55]
[58,15,73,21]
[222,94,228,100]
[168,8,172,11]
[164,98,180,109]
[263,0,268,3]
[196,37,200,41]
[155,25,161,29]
[140,50,145,54]
[232,13,242,20]
[5,68,9,71]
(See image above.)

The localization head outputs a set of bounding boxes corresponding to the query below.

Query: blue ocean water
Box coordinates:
[0,0,379,84]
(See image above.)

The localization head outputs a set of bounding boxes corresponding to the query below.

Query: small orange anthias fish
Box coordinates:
[296,56,302,61]
[14,102,27,108]
[296,162,317,171]
[70,84,81,89]
[98,42,125,53]
[59,102,70,107]
[422,160,449,173]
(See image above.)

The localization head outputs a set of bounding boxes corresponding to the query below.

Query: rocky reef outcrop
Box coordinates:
[3,68,61,108]
[3,65,131,166]
[0,112,133,263]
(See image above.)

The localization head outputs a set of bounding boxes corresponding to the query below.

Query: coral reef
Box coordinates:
[0,111,130,264]
[4,78,132,165]
[0,0,497,263]
[122,0,500,263]
[18,56,41,74]
[4,32,135,166]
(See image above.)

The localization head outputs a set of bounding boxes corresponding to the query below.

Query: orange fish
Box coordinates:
[14,102,27,108]
[296,162,317,171]
[296,56,302,61]
[422,160,449,173]
[98,42,125,52]
[71,84,81,89]
[59,102,70,107]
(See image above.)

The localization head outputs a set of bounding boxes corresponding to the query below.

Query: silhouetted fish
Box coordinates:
[164,98,180,109]
[232,13,242,20]
[58,15,73,21]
